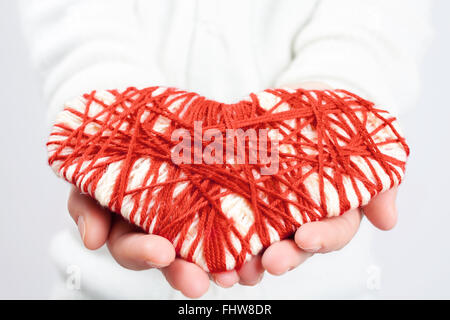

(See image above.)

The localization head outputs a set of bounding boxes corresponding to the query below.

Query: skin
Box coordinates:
[66,82,400,298]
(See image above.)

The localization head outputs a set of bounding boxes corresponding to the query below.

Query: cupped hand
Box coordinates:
[216,81,399,282]
[261,187,398,275]
[67,187,263,298]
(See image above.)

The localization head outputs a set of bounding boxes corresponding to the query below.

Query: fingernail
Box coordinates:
[77,216,85,243]
[214,278,228,288]
[146,261,165,269]
[214,274,238,288]
[257,272,264,283]
[247,273,265,285]
[299,245,321,253]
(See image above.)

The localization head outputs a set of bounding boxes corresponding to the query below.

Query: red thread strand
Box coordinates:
[47,87,409,272]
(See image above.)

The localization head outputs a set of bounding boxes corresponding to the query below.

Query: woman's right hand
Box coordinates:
[67,187,264,298]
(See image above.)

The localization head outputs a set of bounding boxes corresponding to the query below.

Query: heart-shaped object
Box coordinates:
[47,86,409,272]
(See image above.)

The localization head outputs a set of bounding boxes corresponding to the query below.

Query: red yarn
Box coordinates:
[47,87,409,272]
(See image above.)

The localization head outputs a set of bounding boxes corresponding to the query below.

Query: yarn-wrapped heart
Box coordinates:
[47,86,409,272]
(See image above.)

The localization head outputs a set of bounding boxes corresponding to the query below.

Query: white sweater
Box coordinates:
[19,0,432,299]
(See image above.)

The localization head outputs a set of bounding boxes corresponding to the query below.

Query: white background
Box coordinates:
[0,0,449,299]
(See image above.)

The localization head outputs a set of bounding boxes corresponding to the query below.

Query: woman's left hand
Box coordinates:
[210,187,398,287]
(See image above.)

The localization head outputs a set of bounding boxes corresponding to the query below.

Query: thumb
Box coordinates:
[67,187,112,249]
[362,187,398,231]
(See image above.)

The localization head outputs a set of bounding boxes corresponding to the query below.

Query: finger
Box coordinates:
[237,255,264,286]
[363,187,398,231]
[261,240,313,276]
[107,216,175,270]
[295,208,362,253]
[162,259,210,299]
[67,187,111,250]
[211,270,240,288]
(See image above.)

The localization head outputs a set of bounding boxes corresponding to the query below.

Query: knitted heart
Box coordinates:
[47,86,409,272]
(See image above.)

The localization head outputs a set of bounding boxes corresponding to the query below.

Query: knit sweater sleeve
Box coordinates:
[275,0,433,115]
[18,0,165,122]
